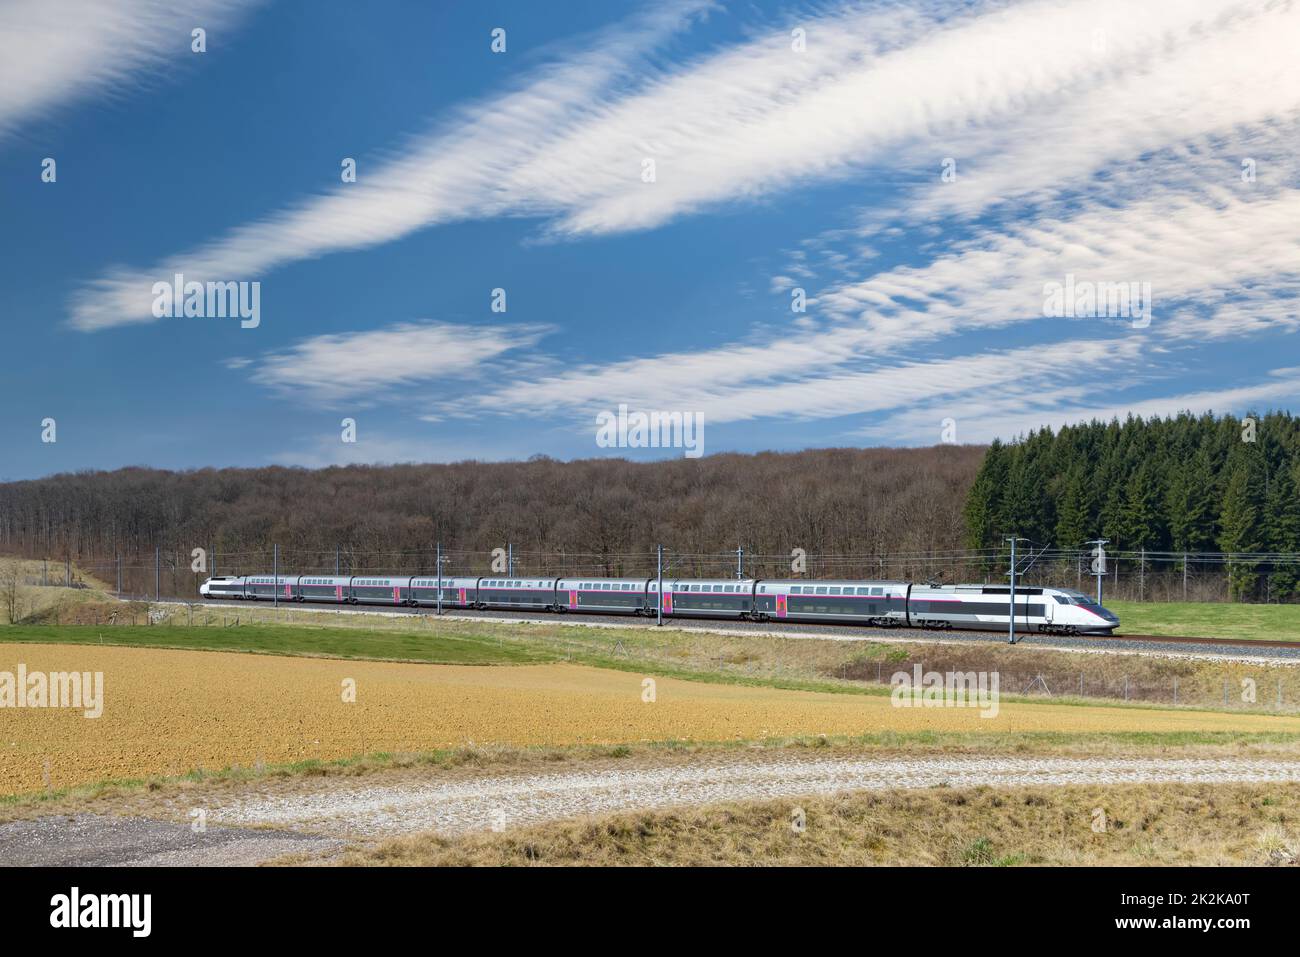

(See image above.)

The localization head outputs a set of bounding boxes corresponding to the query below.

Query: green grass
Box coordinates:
[1108,599,1300,642]
[0,623,555,665]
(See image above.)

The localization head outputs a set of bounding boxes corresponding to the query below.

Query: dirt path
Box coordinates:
[209,754,1300,839]
[8,752,1300,864]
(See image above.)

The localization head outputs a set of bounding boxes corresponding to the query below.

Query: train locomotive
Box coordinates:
[200,573,1119,635]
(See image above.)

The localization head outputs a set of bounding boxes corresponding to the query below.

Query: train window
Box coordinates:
[871,587,883,596]
[816,586,827,595]
[790,586,801,594]
[829,587,840,595]
[1054,595,1070,604]
[713,585,723,592]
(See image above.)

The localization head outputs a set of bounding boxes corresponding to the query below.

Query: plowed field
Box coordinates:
[5,643,1300,794]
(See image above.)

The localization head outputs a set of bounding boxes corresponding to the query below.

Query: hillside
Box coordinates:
[0,446,985,596]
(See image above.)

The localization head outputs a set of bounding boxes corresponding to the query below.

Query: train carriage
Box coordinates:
[755,579,909,624]
[349,575,413,605]
[666,578,755,618]
[244,574,299,601]
[411,575,478,609]
[297,575,351,603]
[555,577,650,614]
[475,577,558,610]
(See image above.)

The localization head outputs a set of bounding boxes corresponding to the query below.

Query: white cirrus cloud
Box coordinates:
[69,0,1300,332]
[0,0,261,141]
[242,321,552,404]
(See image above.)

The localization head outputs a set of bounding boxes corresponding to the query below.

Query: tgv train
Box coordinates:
[199,574,1120,635]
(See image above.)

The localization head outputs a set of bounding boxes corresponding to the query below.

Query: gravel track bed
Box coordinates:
[209,755,1300,838]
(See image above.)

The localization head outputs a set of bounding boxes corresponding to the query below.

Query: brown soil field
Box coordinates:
[5,643,1300,795]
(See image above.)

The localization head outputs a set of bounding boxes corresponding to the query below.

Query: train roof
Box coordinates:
[760,578,907,586]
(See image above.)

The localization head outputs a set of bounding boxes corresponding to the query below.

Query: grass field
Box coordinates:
[5,641,1300,796]
[335,782,1300,866]
[1107,599,1300,641]
[0,623,555,665]
[9,616,1300,716]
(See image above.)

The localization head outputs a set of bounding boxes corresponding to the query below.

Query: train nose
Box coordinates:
[199,581,210,596]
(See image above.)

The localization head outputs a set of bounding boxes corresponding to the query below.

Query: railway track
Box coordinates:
[128,594,1300,660]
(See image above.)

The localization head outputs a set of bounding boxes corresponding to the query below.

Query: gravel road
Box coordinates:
[9,753,1299,864]
[210,754,1300,839]
[0,813,339,866]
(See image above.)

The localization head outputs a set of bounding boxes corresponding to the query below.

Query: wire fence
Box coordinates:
[14,543,1300,603]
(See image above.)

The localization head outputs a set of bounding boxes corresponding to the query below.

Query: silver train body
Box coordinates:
[200,574,1119,635]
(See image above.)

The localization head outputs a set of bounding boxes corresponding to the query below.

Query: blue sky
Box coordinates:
[2,0,1298,480]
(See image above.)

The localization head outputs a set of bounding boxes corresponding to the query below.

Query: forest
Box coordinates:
[0,446,981,597]
[964,411,1300,601]
[4,410,1300,603]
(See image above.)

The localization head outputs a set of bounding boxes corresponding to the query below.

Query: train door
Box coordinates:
[569,589,578,610]
[775,593,787,618]
[662,590,673,614]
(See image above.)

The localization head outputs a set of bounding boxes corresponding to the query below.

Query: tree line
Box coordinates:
[0,447,982,596]
[963,411,1300,600]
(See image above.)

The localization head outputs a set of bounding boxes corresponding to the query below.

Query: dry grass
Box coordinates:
[334,782,1300,867]
[0,557,115,625]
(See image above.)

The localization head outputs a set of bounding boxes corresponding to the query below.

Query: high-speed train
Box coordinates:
[199,573,1119,635]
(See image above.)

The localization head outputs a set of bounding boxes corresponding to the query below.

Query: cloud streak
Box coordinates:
[0,0,260,141]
